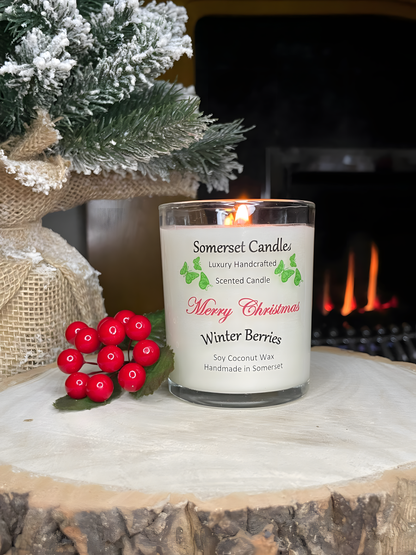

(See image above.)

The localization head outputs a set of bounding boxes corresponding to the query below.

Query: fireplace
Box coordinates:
[193,13,416,361]
[265,147,416,361]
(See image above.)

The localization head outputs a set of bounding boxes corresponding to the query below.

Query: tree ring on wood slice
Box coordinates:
[1,347,416,554]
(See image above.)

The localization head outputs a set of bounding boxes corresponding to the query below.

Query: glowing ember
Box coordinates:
[380,296,399,309]
[234,204,250,225]
[341,251,357,316]
[322,270,334,314]
[364,295,399,312]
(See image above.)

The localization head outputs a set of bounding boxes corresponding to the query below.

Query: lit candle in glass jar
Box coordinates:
[159,200,315,408]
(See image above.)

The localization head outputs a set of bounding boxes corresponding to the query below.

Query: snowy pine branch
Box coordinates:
[89,1,192,82]
[0,0,249,191]
[51,56,138,126]
[136,120,247,191]
[0,28,76,134]
[56,82,213,173]
[77,0,107,18]
[0,0,93,56]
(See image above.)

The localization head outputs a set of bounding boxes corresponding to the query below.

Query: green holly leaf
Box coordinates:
[294,268,302,286]
[275,260,284,274]
[185,271,199,284]
[281,269,295,283]
[131,346,174,399]
[199,272,211,290]
[180,262,188,275]
[145,309,166,348]
[289,254,297,268]
[53,372,122,411]
[193,257,202,271]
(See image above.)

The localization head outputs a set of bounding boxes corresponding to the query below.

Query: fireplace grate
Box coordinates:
[311,323,416,363]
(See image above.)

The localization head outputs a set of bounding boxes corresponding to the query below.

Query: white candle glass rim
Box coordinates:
[159,198,315,228]
[158,198,315,211]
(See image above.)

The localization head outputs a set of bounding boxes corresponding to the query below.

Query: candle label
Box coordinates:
[160,225,314,394]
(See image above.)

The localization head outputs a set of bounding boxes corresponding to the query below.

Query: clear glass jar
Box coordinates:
[159,199,315,408]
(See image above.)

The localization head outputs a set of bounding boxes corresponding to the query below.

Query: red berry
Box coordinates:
[86,374,114,403]
[118,363,146,392]
[65,321,88,345]
[65,373,89,399]
[57,349,84,374]
[133,340,160,367]
[114,309,135,326]
[97,345,125,373]
[125,315,151,341]
[75,327,100,353]
[97,318,125,346]
[97,316,113,331]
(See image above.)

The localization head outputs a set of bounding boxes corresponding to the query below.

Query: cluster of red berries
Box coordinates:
[57,310,160,403]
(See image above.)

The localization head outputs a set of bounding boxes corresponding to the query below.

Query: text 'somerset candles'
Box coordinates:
[159,200,315,408]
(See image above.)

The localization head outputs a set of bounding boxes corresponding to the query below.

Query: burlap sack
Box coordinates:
[0,220,105,375]
[0,152,198,379]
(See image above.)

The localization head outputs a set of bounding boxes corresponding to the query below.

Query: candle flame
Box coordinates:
[234,204,250,225]
[224,213,235,226]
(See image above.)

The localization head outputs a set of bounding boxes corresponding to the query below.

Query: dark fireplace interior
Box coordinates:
[195,14,416,362]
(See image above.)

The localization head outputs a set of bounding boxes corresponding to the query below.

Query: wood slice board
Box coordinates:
[1,347,416,555]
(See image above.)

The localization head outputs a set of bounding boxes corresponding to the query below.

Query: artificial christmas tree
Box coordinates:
[0,0,246,377]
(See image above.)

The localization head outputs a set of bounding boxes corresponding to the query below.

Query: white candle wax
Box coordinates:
[160,223,314,394]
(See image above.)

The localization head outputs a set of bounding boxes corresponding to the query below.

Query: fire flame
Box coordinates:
[234,204,250,225]
[363,243,378,312]
[341,251,357,316]
[324,242,397,315]
[224,213,234,226]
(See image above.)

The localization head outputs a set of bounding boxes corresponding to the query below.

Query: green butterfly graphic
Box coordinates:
[274,254,302,286]
[180,259,211,289]
[281,269,295,283]
[193,257,202,271]
[275,260,284,275]
[185,272,199,284]
[199,272,210,290]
